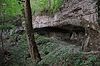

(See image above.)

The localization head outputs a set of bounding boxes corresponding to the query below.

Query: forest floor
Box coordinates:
[0,32,100,66]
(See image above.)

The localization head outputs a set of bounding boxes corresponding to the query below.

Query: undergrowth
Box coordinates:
[1,0,62,17]
[6,33,100,66]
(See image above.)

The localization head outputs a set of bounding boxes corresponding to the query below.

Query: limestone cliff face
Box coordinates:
[33,0,99,30]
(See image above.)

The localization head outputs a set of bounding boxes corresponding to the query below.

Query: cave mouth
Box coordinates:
[34,24,85,45]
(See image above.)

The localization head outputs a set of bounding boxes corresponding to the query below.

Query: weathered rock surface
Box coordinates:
[33,0,99,30]
[32,0,100,52]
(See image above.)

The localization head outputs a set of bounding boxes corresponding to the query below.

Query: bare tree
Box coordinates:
[23,0,41,63]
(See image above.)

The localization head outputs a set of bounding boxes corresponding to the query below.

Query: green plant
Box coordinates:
[0,22,15,29]
[48,0,62,14]
[30,0,62,15]
[35,34,50,45]
[0,0,22,16]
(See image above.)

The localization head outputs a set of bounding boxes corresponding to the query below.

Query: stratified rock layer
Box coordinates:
[33,0,99,30]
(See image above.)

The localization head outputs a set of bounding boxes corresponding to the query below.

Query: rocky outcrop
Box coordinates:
[33,0,99,30]
[32,0,100,52]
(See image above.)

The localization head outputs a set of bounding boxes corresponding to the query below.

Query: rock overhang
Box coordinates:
[32,0,99,31]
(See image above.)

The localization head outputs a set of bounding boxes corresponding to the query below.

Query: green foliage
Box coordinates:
[38,52,100,66]
[7,33,100,66]
[0,0,22,29]
[0,22,15,29]
[30,0,62,15]
[0,0,22,17]
[8,33,33,66]
[0,0,62,17]
[66,54,99,66]
[35,34,50,45]
[48,0,62,14]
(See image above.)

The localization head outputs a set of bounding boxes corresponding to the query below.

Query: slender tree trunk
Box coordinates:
[23,0,41,63]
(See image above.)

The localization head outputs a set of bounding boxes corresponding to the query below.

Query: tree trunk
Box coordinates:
[23,0,41,63]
